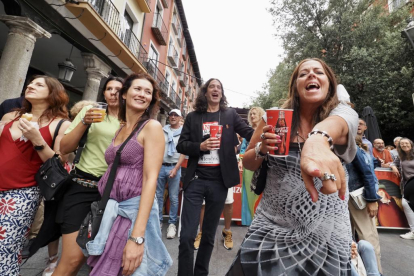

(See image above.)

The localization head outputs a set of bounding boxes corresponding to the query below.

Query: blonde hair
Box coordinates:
[70,100,96,120]
[248,106,265,128]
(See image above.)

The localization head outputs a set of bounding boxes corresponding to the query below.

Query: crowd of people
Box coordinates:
[0,57,412,276]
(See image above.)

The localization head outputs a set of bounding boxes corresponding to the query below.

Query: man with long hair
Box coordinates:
[176,78,253,275]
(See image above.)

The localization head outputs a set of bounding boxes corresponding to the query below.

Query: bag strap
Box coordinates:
[98,120,148,210]
[51,119,66,150]
[72,125,91,166]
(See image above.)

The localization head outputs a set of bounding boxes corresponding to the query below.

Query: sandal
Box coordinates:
[42,254,59,276]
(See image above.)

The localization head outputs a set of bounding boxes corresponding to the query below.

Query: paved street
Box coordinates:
[21,222,413,276]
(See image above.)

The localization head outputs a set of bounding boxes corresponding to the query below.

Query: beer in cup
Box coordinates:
[92,102,107,122]
[266,108,293,157]
[209,125,223,150]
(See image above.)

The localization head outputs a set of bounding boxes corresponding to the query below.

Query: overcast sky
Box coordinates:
[181,0,284,108]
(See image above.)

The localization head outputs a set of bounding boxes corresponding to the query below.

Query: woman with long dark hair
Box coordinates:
[0,75,70,275]
[53,76,123,275]
[87,73,172,275]
[227,58,358,275]
[391,138,414,240]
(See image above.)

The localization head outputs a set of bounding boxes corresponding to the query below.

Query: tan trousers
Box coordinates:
[348,201,382,273]
[28,200,44,240]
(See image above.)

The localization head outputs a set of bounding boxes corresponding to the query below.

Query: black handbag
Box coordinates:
[76,120,146,250]
[250,157,268,195]
[36,121,90,201]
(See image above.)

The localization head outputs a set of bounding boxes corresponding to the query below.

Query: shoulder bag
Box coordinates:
[76,120,146,249]
[349,187,366,210]
[36,121,90,201]
[250,157,268,195]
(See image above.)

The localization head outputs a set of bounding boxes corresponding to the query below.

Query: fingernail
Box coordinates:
[340,195,345,200]
[310,194,315,202]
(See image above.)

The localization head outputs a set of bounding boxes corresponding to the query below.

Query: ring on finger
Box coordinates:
[321,172,336,181]
[260,133,266,140]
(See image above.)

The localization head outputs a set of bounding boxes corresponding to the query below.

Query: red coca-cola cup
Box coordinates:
[266,108,293,157]
[209,125,223,149]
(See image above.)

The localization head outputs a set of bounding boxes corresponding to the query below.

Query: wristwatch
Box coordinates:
[128,236,145,245]
[33,144,45,151]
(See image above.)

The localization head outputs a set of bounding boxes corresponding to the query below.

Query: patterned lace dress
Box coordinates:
[232,104,358,276]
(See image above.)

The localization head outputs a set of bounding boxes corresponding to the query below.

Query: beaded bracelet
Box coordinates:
[308,129,334,151]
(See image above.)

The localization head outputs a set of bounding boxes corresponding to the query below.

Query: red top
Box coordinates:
[0,119,53,191]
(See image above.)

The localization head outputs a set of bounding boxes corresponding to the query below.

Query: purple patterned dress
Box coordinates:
[88,121,148,275]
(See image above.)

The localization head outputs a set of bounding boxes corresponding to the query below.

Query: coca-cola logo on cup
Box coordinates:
[275,126,288,134]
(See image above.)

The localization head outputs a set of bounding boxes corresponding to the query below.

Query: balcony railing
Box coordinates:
[144,59,168,97]
[175,60,183,76]
[151,13,167,45]
[176,26,182,47]
[86,0,147,65]
[182,41,187,60]
[179,74,187,88]
[171,15,178,34]
[167,44,179,67]
[175,92,181,108]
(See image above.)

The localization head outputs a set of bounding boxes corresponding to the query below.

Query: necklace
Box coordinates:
[296,131,305,155]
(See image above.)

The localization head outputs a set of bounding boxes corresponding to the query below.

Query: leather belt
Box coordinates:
[162,162,177,166]
[72,177,99,188]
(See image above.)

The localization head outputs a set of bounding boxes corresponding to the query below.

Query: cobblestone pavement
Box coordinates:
[21,223,413,276]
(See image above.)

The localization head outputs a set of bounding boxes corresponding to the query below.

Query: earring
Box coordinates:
[122,99,125,105]
[146,107,149,113]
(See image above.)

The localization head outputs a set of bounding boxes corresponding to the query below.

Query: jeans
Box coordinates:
[156,165,181,225]
[351,240,381,276]
[178,177,228,276]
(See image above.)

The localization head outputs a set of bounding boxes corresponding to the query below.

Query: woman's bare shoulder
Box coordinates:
[1,111,19,122]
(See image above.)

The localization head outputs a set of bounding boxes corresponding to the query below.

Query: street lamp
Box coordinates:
[402,18,414,48]
[58,45,76,83]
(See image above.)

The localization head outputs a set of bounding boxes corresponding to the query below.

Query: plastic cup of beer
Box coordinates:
[92,102,107,122]
[266,108,293,157]
[210,125,223,150]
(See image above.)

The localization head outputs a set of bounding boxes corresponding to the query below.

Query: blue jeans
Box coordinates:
[156,165,181,224]
[351,240,381,276]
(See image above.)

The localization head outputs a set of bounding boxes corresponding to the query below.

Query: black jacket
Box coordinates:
[177,108,253,190]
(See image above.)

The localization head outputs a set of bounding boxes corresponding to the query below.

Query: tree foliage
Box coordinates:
[256,0,414,143]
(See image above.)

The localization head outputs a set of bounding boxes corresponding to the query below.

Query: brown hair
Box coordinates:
[194,78,228,113]
[356,135,368,152]
[281,58,339,139]
[17,75,69,122]
[118,73,160,125]
[397,138,414,161]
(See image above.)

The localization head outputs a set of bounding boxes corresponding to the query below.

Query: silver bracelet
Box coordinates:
[308,129,334,151]
[255,142,268,160]
[81,117,91,125]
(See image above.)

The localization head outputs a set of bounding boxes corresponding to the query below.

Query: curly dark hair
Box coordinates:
[281,58,339,139]
[17,75,69,122]
[118,73,160,125]
[193,78,228,113]
[397,138,414,161]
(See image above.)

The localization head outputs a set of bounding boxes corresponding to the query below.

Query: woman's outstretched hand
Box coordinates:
[300,135,346,202]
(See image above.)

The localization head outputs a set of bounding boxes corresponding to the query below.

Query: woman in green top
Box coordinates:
[55,76,123,275]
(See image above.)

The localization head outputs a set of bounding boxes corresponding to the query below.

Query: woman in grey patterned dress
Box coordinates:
[227,58,358,276]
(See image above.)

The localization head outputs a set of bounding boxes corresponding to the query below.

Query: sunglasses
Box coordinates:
[169,113,179,117]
